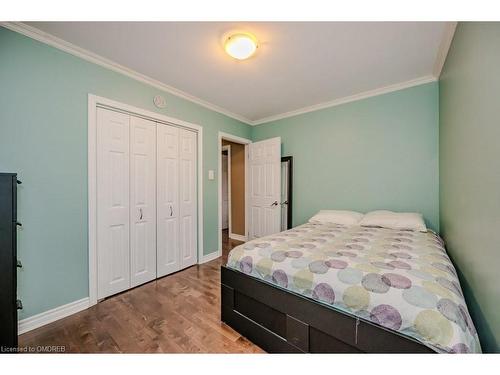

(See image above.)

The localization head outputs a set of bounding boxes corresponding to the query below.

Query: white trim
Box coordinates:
[88,94,204,307]
[251,76,437,125]
[1,21,447,128]
[199,251,221,264]
[18,298,89,335]
[229,233,247,242]
[88,96,98,306]
[433,22,458,78]
[197,129,204,270]
[1,21,252,125]
[218,132,252,256]
[219,132,253,145]
[221,145,232,234]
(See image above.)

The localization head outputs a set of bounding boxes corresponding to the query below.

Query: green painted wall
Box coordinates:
[439,22,500,353]
[0,27,252,319]
[252,82,440,231]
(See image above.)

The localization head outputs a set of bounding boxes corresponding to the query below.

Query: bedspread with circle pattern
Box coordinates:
[226,222,481,353]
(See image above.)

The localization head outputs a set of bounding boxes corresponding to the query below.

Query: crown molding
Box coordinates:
[251,75,438,126]
[2,22,450,128]
[251,22,455,126]
[0,22,253,125]
[432,22,457,78]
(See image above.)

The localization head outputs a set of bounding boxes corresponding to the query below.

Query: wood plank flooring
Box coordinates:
[19,230,264,353]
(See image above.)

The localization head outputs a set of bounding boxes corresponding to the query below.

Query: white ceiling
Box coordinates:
[26,22,451,124]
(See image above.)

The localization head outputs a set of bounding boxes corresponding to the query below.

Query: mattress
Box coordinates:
[226,222,481,353]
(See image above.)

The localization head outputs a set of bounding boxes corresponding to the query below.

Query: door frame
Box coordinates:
[218,132,251,256]
[88,94,204,307]
[281,156,293,230]
[221,144,231,234]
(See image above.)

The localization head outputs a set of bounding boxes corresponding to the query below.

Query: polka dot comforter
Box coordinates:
[227,222,481,353]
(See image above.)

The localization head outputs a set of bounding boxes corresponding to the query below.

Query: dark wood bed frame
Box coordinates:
[221,266,435,353]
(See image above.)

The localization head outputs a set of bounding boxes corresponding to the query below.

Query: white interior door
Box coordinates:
[97,108,131,299]
[249,137,281,239]
[179,129,198,269]
[130,116,157,287]
[221,153,229,230]
[156,124,180,277]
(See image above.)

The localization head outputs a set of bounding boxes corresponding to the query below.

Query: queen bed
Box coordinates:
[221,211,481,353]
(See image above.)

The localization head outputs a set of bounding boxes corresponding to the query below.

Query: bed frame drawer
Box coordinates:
[221,266,435,354]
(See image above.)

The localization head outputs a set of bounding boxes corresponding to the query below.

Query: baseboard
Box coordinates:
[18,297,90,335]
[229,233,247,242]
[199,251,221,264]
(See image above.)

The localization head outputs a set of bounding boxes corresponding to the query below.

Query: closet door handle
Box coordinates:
[139,208,143,220]
[170,206,173,217]
[271,201,278,207]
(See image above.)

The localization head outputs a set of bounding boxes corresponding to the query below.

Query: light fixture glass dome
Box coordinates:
[224,33,258,60]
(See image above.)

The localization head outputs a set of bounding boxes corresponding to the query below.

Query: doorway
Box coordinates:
[218,132,251,256]
[221,139,246,242]
[221,145,230,232]
[217,132,288,255]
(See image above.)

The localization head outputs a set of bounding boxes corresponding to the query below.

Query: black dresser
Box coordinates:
[0,173,21,350]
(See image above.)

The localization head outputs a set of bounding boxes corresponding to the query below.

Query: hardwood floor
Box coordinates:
[19,230,264,353]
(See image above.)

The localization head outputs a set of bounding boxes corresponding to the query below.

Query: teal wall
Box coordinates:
[252,82,440,231]
[0,27,252,319]
[439,22,500,353]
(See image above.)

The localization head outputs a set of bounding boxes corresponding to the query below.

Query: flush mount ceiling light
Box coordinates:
[224,32,258,60]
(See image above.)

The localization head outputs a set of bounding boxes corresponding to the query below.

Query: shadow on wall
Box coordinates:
[452,257,498,353]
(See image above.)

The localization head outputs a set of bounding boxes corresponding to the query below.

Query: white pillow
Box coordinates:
[308,210,364,226]
[359,210,427,232]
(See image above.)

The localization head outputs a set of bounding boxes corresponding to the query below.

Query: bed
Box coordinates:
[221,221,481,353]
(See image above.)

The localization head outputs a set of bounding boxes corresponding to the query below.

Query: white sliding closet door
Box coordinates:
[96,106,199,299]
[156,124,180,277]
[179,129,197,268]
[130,116,157,287]
[97,108,131,299]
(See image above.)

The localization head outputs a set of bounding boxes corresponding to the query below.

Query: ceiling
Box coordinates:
[25,22,452,125]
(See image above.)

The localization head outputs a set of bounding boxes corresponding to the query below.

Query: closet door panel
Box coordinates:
[97,108,130,299]
[179,129,197,269]
[157,124,180,277]
[130,116,157,287]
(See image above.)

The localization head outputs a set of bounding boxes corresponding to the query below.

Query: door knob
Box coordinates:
[280,200,288,206]
[139,208,143,220]
[271,201,278,207]
[170,205,173,217]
